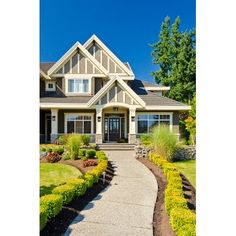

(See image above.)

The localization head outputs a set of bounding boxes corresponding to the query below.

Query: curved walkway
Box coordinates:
[64,150,158,236]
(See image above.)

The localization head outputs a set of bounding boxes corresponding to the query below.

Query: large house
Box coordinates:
[40,35,190,144]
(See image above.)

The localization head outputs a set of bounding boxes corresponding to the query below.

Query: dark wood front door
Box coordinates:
[109,118,120,141]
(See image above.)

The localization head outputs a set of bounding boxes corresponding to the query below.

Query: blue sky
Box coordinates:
[40,0,195,83]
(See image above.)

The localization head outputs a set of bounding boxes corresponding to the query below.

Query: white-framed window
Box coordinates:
[65,114,93,134]
[137,113,172,134]
[45,81,56,91]
[67,78,90,93]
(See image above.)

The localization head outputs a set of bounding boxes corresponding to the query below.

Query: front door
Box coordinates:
[109,118,120,141]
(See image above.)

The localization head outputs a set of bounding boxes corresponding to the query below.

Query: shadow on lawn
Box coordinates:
[40,161,115,236]
[40,185,58,197]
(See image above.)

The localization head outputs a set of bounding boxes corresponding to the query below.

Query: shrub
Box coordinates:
[83,160,97,167]
[86,149,96,158]
[40,205,48,231]
[58,135,69,145]
[165,195,188,215]
[52,184,76,205]
[168,176,183,190]
[46,152,61,163]
[81,156,88,161]
[67,178,87,197]
[40,194,63,218]
[86,170,99,183]
[46,147,53,153]
[40,146,46,152]
[140,134,153,147]
[96,151,108,162]
[81,134,90,146]
[52,146,64,155]
[67,134,82,160]
[79,149,86,156]
[165,185,184,198]
[83,174,94,188]
[152,125,177,161]
[170,208,196,236]
[62,152,70,160]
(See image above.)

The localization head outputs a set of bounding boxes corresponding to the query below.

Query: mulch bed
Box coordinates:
[137,157,196,236]
[40,161,115,236]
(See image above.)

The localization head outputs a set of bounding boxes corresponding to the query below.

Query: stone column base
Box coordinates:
[50,133,58,143]
[95,134,103,144]
[128,134,136,144]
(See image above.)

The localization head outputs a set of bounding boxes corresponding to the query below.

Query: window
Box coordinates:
[65,114,92,134]
[45,81,56,91]
[137,114,171,133]
[67,79,89,93]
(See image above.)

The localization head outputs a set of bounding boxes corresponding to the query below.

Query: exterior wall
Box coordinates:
[95,78,103,94]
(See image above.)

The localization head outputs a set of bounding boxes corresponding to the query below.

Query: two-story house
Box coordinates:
[40,35,190,144]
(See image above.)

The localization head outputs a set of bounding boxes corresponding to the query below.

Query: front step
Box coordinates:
[97,143,135,151]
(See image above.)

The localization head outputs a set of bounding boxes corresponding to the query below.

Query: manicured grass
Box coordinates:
[40,163,82,196]
[174,160,196,188]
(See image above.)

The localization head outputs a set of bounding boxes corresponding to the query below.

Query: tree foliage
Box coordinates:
[151,16,196,104]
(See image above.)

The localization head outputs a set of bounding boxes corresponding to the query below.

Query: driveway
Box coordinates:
[64,150,158,236]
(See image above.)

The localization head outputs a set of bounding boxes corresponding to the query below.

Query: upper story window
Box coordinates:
[45,81,56,91]
[67,78,89,93]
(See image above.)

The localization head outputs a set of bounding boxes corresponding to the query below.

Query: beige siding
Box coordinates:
[79,54,85,74]
[88,45,94,55]
[101,94,107,105]
[94,68,101,74]
[72,54,78,73]
[56,68,63,74]
[102,51,108,69]
[64,60,70,74]
[87,60,93,74]
[117,86,123,102]
[109,59,115,73]
[109,86,116,102]
[125,93,131,104]
[95,78,103,94]
[116,65,122,73]
[95,44,101,62]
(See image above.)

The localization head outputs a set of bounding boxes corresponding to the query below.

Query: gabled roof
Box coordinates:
[83,35,134,77]
[87,76,145,107]
[47,41,109,76]
[40,62,55,73]
[129,79,170,91]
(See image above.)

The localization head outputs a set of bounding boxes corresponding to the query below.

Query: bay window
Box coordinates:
[137,114,171,133]
[67,78,89,93]
[66,114,93,134]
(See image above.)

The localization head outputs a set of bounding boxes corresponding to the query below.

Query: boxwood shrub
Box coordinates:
[165,185,184,198]
[165,195,188,216]
[96,151,108,162]
[86,170,99,183]
[170,208,196,236]
[52,184,76,205]
[83,174,94,188]
[86,149,96,158]
[52,146,64,155]
[67,178,87,197]
[79,149,86,156]
[40,205,48,231]
[40,194,63,218]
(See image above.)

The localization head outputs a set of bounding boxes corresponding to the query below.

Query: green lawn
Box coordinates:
[40,163,82,196]
[174,160,196,188]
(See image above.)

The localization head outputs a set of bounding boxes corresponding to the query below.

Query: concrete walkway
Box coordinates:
[64,150,158,236]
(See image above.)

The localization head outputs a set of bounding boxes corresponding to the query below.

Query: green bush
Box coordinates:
[168,176,183,190]
[81,156,88,161]
[96,151,108,162]
[52,146,64,155]
[40,146,46,152]
[83,174,94,188]
[58,135,69,145]
[46,147,53,153]
[66,134,82,160]
[40,194,63,218]
[86,149,96,158]
[165,185,184,198]
[152,125,177,161]
[165,195,188,215]
[40,205,48,231]
[140,134,153,147]
[81,134,90,146]
[52,184,76,205]
[170,208,196,236]
[67,178,87,197]
[86,170,99,183]
[62,152,70,160]
[79,149,86,156]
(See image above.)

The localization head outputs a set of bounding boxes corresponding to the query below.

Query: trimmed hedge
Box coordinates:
[86,149,96,158]
[40,205,48,231]
[149,152,196,236]
[79,149,86,156]
[170,208,196,236]
[52,184,76,205]
[40,194,63,218]
[96,151,108,163]
[84,173,94,188]
[67,178,87,197]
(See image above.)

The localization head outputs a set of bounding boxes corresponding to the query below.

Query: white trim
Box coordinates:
[40,69,51,80]
[115,86,117,102]
[143,86,170,91]
[40,103,88,109]
[77,53,80,73]
[85,58,87,74]
[93,45,95,56]
[144,105,191,111]
[107,89,109,103]
[64,113,94,134]
[62,65,64,74]
[83,35,134,77]
[69,58,72,73]
[45,81,56,91]
[123,91,125,103]
[65,77,91,95]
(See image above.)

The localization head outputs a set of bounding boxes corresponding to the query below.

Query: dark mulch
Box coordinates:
[40,161,115,236]
[137,157,196,236]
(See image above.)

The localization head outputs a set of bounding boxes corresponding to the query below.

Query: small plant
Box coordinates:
[40,146,46,152]
[81,156,88,161]
[79,149,86,156]
[83,174,94,188]
[66,134,82,160]
[96,151,108,163]
[40,194,63,218]
[152,125,177,161]
[140,134,153,147]
[52,184,76,205]
[83,160,97,167]
[86,149,96,158]
[46,152,61,163]
[40,205,48,231]
[81,134,90,146]
[67,178,87,197]
[58,135,69,145]
[52,146,64,155]
[62,152,70,160]
[46,147,53,153]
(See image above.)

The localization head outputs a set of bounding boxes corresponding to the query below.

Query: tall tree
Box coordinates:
[151,17,196,104]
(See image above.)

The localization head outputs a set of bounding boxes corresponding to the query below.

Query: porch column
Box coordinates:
[129,108,136,144]
[51,108,58,143]
[95,107,103,144]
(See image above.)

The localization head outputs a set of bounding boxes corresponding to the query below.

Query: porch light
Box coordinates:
[131,116,135,122]
[52,116,56,121]
[97,116,101,122]
[113,107,118,111]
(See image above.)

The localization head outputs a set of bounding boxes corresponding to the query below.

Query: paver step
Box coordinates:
[97,143,135,151]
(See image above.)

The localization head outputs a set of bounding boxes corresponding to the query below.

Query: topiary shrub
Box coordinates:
[67,178,87,197]
[165,195,188,215]
[52,184,76,205]
[96,151,108,162]
[46,152,61,163]
[86,149,96,158]
[66,134,82,160]
[81,134,90,146]
[83,174,94,188]
[62,152,70,160]
[170,208,196,236]
[86,170,99,183]
[79,149,86,156]
[81,156,88,161]
[52,146,64,155]
[40,146,46,152]
[40,205,48,231]
[46,147,53,153]
[40,194,63,218]
[165,185,184,198]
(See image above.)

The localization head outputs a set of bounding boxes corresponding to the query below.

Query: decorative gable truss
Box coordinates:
[84,35,134,79]
[47,42,109,77]
[87,77,145,108]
